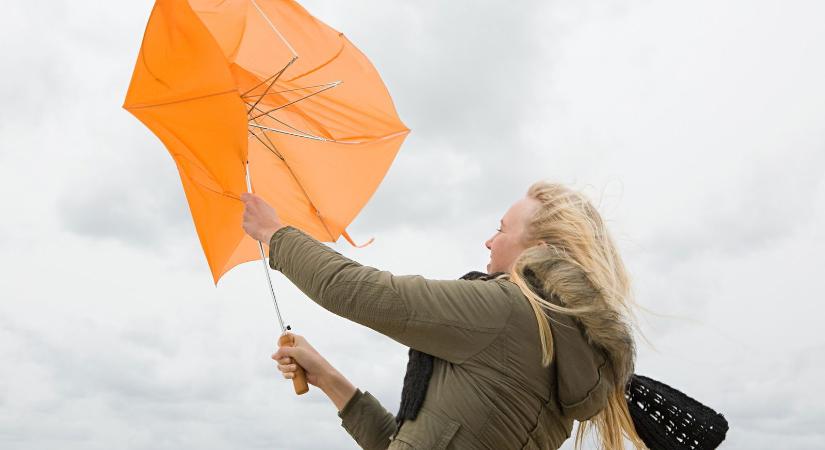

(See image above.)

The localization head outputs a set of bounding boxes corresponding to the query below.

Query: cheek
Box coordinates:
[492,237,512,257]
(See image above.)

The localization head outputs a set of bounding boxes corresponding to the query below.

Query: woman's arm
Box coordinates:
[272,333,356,407]
[268,226,514,364]
[241,193,512,363]
[273,333,397,449]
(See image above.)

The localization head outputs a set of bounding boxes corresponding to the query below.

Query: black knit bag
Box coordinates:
[625,374,729,450]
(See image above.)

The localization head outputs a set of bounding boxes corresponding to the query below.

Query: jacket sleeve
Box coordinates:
[337,388,396,450]
[268,226,513,363]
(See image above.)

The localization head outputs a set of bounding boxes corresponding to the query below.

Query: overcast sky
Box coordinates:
[1,0,824,449]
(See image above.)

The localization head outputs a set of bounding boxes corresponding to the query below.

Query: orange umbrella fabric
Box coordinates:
[123,0,409,284]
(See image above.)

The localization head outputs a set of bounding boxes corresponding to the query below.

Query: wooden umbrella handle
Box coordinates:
[278,332,309,395]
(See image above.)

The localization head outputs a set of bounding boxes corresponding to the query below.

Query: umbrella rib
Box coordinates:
[248,128,284,161]
[241,71,281,98]
[243,76,409,144]
[124,88,237,109]
[246,57,297,115]
[245,101,327,141]
[256,120,282,156]
[249,123,408,145]
[245,81,342,143]
[248,123,330,142]
[247,127,337,242]
[250,0,298,58]
[240,58,299,99]
[248,81,341,121]
[241,82,346,99]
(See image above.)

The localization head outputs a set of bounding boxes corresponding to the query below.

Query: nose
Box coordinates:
[484,235,493,250]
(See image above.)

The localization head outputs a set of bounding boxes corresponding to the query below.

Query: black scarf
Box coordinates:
[393,270,729,449]
[394,270,504,430]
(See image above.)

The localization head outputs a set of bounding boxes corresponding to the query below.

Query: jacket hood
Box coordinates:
[521,258,636,420]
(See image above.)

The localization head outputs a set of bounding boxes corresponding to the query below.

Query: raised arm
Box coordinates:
[268,226,513,363]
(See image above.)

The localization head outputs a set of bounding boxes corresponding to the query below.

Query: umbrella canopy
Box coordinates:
[124,0,409,284]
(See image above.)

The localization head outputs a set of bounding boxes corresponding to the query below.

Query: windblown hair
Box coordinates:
[505,181,647,450]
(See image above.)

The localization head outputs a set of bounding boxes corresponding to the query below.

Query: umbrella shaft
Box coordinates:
[257,240,287,333]
[246,161,288,334]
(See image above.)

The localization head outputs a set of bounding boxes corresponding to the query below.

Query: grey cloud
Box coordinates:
[716,347,825,449]
[4,318,232,405]
[0,311,357,450]
[641,143,825,268]
[2,0,193,248]
[57,157,192,249]
[0,0,146,139]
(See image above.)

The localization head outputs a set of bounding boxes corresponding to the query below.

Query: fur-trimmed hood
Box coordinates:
[521,256,636,419]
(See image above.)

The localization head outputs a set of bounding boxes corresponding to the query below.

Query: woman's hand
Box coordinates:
[273,333,358,411]
[272,332,335,388]
[241,193,284,243]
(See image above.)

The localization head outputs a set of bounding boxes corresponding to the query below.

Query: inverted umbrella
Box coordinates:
[123,0,409,394]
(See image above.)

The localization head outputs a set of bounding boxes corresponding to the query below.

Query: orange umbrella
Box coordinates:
[123,0,409,285]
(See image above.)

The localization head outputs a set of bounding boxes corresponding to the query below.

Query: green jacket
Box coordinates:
[269,226,617,449]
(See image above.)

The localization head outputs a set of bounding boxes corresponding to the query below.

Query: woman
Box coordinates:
[241,181,647,450]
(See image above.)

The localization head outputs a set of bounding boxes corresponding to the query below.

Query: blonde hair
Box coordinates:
[505,180,647,450]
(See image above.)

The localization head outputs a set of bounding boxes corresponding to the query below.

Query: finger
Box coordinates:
[278,363,297,372]
[274,357,292,366]
[272,354,292,365]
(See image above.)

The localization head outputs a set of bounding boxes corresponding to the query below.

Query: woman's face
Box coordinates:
[485,196,540,274]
